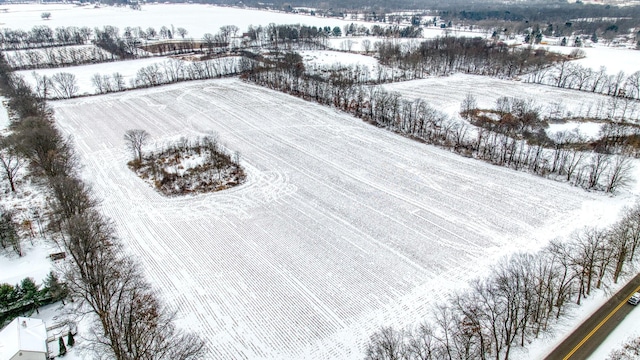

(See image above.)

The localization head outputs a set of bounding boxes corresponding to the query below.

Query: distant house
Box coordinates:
[0,317,48,360]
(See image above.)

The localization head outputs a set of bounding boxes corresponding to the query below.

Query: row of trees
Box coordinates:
[1,25,93,50]
[0,273,67,327]
[5,45,117,70]
[0,52,206,359]
[526,62,640,102]
[245,62,632,193]
[132,57,253,88]
[24,57,253,99]
[366,202,640,360]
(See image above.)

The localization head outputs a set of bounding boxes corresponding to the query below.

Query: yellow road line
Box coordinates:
[563,285,640,360]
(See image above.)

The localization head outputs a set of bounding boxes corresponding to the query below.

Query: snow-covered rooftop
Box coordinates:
[0,317,47,359]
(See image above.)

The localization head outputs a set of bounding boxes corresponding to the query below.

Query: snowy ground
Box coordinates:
[0,4,368,39]
[382,73,621,120]
[300,50,381,74]
[547,121,604,140]
[50,79,636,359]
[531,44,640,75]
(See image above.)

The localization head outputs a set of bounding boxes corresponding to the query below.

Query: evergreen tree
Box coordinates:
[58,337,67,356]
[67,332,75,347]
[44,271,68,303]
[591,32,599,43]
[0,283,16,311]
[561,37,567,46]
[20,277,41,314]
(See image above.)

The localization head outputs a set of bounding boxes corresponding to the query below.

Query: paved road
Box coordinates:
[545,273,640,360]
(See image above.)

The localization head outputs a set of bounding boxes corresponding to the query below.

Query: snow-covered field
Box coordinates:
[51,79,633,359]
[532,44,640,75]
[0,4,365,39]
[382,73,627,120]
[16,56,176,95]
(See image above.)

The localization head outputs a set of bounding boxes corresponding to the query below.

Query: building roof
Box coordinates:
[0,317,47,359]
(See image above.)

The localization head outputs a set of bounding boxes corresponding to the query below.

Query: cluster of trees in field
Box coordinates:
[0,53,206,359]
[0,273,67,327]
[526,62,640,103]
[245,61,632,193]
[366,203,640,360]
[125,131,246,196]
[376,37,562,78]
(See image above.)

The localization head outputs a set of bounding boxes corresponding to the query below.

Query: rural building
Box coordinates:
[0,317,48,360]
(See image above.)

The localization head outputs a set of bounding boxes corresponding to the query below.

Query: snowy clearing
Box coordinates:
[0,4,367,39]
[51,79,633,359]
[547,121,604,140]
[300,50,381,74]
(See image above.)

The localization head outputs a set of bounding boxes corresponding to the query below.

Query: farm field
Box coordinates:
[0,4,366,39]
[382,73,639,122]
[51,79,630,359]
[16,56,244,95]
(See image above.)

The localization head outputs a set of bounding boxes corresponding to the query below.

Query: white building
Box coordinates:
[0,317,48,360]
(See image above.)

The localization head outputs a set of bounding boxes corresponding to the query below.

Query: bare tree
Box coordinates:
[52,72,78,98]
[0,135,25,192]
[365,327,408,360]
[362,39,372,54]
[91,73,106,94]
[605,154,633,194]
[176,27,188,39]
[124,129,150,163]
[460,93,477,119]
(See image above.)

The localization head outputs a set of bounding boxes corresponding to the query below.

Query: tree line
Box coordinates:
[526,61,640,103]
[365,202,640,360]
[0,52,206,359]
[375,36,563,78]
[1,25,92,50]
